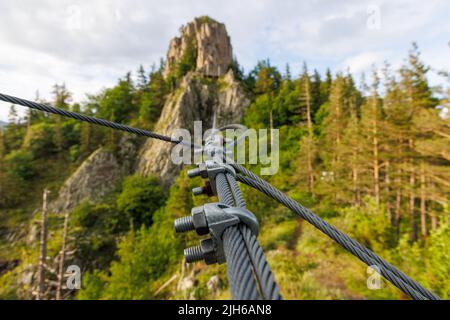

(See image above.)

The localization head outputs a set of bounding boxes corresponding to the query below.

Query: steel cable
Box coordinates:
[0,93,179,144]
[216,173,261,299]
[236,172,438,300]
[217,172,282,300]
[225,173,282,300]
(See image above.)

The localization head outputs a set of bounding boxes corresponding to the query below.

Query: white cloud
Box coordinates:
[0,0,449,121]
[339,51,387,74]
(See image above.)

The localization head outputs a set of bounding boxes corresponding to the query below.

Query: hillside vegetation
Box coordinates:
[0,42,449,299]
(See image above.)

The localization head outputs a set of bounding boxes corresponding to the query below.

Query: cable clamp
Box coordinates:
[174,202,259,264]
[187,160,236,195]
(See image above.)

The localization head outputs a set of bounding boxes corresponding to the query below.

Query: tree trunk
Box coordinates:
[409,139,418,242]
[431,214,438,231]
[373,121,380,208]
[306,137,314,193]
[409,168,418,242]
[385,161,392,222]
[37,189,50,300]
[56,211,70,300]
[395,170,402,237]
[352,147,360,206]
[420,162,427,237]
[305,79,314,193]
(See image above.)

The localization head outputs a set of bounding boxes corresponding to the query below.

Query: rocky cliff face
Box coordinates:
[51,136,137,212]
[138,17,249,185]
[137,69,249,185]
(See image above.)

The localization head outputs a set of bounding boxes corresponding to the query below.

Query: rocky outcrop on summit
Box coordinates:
[163,17,233,78]
[139,18,249,186]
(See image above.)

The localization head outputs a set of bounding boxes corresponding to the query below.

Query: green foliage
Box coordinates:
[176,39,197,79]
[71,202,128,270]
[98,76,135,123]
[341,197,395,251]
[259,220,298,250]
[116,175,166,227]
[138,69,168,126]
[1,41,449,300]
[98,224,179,299]
[4,150,35,180]
[394,220,450,298]
[244,94,272,128]
[254,60,282,95]
[69,144,80,162]
[79,172,193,299]
[22,122,56,157]
[0,271,19,299]
[195,16,217,24]
[77,270,108,300]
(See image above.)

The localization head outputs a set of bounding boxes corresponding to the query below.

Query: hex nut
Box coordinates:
[192,206,209,235]
[200,238,217,265]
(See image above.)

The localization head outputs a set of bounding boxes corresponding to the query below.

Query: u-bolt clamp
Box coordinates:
[174,203,259,265]
[187,160,236,196]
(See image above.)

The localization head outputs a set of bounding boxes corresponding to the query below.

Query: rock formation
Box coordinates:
[51,136,137,212]
[138,17,249,185]
[52,16,249,208]
[163,17,233,78]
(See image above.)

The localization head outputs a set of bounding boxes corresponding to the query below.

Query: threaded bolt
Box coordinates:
[187,168,201,178]
[174,216,195,233]
[192,187,204,196]
[184,245,204,263]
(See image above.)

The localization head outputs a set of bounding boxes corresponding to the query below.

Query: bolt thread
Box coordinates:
[174,216,195,233]
[187,168,200,178]
[184,246,204,263]
[192,187,204,196]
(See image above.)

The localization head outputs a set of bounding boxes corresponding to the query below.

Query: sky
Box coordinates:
[0,0,449,121]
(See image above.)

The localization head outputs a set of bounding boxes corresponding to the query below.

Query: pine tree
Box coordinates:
[384,43,439,241]
[321,74,348,202]
[339,105,364,205]
[52,83,72,110]
[298,63,315,192]
[254,60,281,96]
[80,122,91,157]
[320,68,333,104]
[413,107,450,233]
[139,68,168,126]
[383,70,409,236]
[51,84,72,154]
[137,65,148,91]
[311,69,323,116]
[360,69,383,208]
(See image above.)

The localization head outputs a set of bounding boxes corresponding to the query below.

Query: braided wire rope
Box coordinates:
[236,172,438,300]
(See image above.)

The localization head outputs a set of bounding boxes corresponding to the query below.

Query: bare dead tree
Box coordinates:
[37,188,50,300]
[56,211,70,300]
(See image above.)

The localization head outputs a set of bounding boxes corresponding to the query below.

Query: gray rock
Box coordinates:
[207,275,221,295]
[51,148,121,212]
[137,70,249,186]
[164,17,233,78]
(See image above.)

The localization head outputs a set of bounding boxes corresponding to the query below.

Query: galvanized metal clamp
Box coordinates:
[187,160,236,196]
[174,202,259,264]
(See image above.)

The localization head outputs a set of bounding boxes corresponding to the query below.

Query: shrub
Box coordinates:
[4,150,35,180]
[117,175,166,227]
[22,122,56,158]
